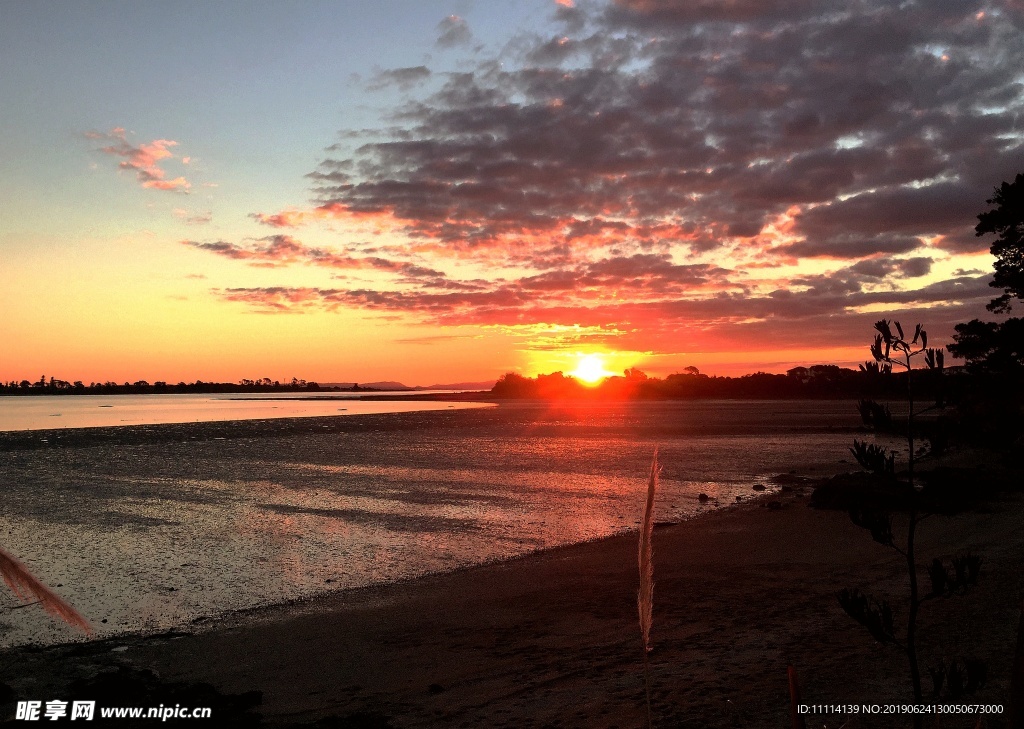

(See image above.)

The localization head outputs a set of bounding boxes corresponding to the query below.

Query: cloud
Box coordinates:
[181,235,461,286]
[86,127,191,192]
[210,273,993,358]
[436,15,472,48]
[608,0,818,24]
[248,203,414,242]
[774,235,924,259]
[183,236,306,265]
[211,0,1022,356]
[202,237,985,334]
[393,334,482,344]
[367,65,432,91]
[173,208,212,225]
[791,182,991,252]
[848,257,933,279]
[304,0,1023,269]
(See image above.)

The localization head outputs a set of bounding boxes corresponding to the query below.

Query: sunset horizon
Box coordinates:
[0,346,896,388]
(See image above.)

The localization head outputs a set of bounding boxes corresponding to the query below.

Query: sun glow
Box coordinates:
[570,354,613,384]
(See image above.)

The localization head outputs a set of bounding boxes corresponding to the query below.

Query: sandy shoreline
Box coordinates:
[3,485,1022,727]
[0,399,866,451]
[0,407,500,451]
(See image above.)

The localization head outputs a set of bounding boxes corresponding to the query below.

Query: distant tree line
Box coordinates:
[490,362,953,401]
[0,376,375,396]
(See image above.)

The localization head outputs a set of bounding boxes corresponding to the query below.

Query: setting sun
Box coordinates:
[570,354,613,384]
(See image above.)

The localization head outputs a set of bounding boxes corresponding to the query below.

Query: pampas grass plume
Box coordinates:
[638,449,660,728]
[0,546,91,634]
[638,448,659,654]
[788,665,807,729]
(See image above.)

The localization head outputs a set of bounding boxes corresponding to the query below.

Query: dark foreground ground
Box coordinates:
[0,406,1021,727]
[2,483,1022,728]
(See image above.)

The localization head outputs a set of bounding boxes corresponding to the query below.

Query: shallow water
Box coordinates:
[0,400,889,646]
[0,392,488,431]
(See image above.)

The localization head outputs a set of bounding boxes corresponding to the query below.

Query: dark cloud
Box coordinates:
[849,256,933,279]
[608,0,819,25]
[554,4,587,33]
[774,235,923,259]
[367,66,432,91]
[436,15,472,48]
[792,181,992,251]
[305,0,1022,266]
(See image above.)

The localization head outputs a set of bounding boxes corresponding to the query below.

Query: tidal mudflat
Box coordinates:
[0,400,867,647]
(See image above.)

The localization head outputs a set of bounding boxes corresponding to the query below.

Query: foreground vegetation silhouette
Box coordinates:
[978,171,1024,315]
[835,320,988,729]
[819,173,1024,726]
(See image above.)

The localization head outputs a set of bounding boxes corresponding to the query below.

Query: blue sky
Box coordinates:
[2,1,553,237]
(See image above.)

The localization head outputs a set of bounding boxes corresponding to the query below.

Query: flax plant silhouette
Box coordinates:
[840,320,985,729]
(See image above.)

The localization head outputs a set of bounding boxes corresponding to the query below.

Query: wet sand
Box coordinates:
[3,486,1022,728]
[0,402,867,648]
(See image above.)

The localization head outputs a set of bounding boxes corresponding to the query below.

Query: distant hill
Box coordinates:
[421,380,496,391]
[322,380,495,391]
[322,381,409,390]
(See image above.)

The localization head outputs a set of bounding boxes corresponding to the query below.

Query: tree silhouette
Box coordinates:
[976,172,1024,313]
[948,317,1024,376]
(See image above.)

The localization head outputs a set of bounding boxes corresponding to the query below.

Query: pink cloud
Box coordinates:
[86,127,191,193]
[180,235,453,285]
[249,202,401,231]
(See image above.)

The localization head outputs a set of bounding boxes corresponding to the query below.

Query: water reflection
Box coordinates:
[0,401,872,646]
[0,392,491,431]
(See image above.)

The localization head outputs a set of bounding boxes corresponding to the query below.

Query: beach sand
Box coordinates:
[3,483,1022,728]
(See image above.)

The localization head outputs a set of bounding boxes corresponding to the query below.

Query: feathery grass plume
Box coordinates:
[638,449,659,729]
[638,448,659,654]
[0,546,91,634]
[788,666,807,729]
